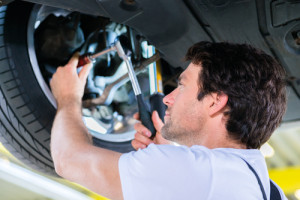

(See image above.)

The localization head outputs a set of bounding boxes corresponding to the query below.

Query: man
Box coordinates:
[50,41,287,200]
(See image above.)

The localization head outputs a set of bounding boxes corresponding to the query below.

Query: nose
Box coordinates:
[163,88,177,107]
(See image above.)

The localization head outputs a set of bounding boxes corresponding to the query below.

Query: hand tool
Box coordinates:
[114,41,156,137]
[82,54,160,107]
[77,45,116,67]
[147,46,166,123]
[78,40,156,137]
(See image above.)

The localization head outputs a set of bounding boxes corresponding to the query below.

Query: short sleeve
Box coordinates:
[118,144,213,200]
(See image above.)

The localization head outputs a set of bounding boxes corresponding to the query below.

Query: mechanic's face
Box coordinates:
[161,63,207,145]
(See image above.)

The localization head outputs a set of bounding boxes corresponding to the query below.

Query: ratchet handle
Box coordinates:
[136,94,156,138]
[150,93,166,123]
[77,53,92,68]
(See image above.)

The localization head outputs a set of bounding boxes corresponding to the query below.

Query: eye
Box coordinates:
[177,81,184,90]
[177,81,182,87]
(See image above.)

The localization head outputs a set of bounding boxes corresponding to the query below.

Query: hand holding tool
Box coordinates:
[78,40,157,137]
[148,49,166,123]
[114,41,157,137]
[77,45,116,67]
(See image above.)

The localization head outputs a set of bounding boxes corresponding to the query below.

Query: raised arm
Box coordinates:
[50,53,123,200]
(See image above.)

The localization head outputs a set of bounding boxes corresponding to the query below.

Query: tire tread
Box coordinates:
[0,3,55,175]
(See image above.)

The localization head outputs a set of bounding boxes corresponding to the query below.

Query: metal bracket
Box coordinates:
[82,53,160,107]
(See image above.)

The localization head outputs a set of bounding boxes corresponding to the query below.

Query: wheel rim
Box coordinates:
[27,5,135,143]
[27,5,57,108]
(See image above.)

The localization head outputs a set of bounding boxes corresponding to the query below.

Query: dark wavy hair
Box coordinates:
[185,41,287,149]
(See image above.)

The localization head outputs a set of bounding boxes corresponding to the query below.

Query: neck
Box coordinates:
[179,116,247,149]
[204,140,247,149]
[180,135,247,149]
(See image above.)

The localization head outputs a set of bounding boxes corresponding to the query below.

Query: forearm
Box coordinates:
[51,101,92,174]
[49,55,123,199]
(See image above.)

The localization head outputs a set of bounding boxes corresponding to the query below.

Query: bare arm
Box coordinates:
[50,53,123,200]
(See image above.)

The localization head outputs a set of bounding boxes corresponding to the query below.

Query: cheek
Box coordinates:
[172,89,198,114]
[182,96,201,118]
[173,96,192,116]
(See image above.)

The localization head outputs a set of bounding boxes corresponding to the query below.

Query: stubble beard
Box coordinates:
[161,118,190,143]
[161,111,204,145]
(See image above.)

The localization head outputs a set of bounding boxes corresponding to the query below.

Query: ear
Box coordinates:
[208,92,228,116]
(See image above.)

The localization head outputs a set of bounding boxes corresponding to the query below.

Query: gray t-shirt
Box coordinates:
[119,144,287,200]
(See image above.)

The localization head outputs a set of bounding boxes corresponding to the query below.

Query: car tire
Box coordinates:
[0,1,134,176]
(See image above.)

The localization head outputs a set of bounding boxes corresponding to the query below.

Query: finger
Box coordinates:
[67,52,80,68]
[134,123,151,137]
[49,77,53,88]
[134,132,153,145]
[53,66,63,74]
[78,63,93,81]
[50,66,61,84]
[133,112,139,120]
[152,111,164,132]
[131,139,147,150]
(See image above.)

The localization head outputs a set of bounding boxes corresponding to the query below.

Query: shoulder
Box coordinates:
[119,144,255,171]
[121,144,214,163]
[121,144,264,162]
[119,144,217,175]
[119,144,216,199]
[119,145,268,200]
